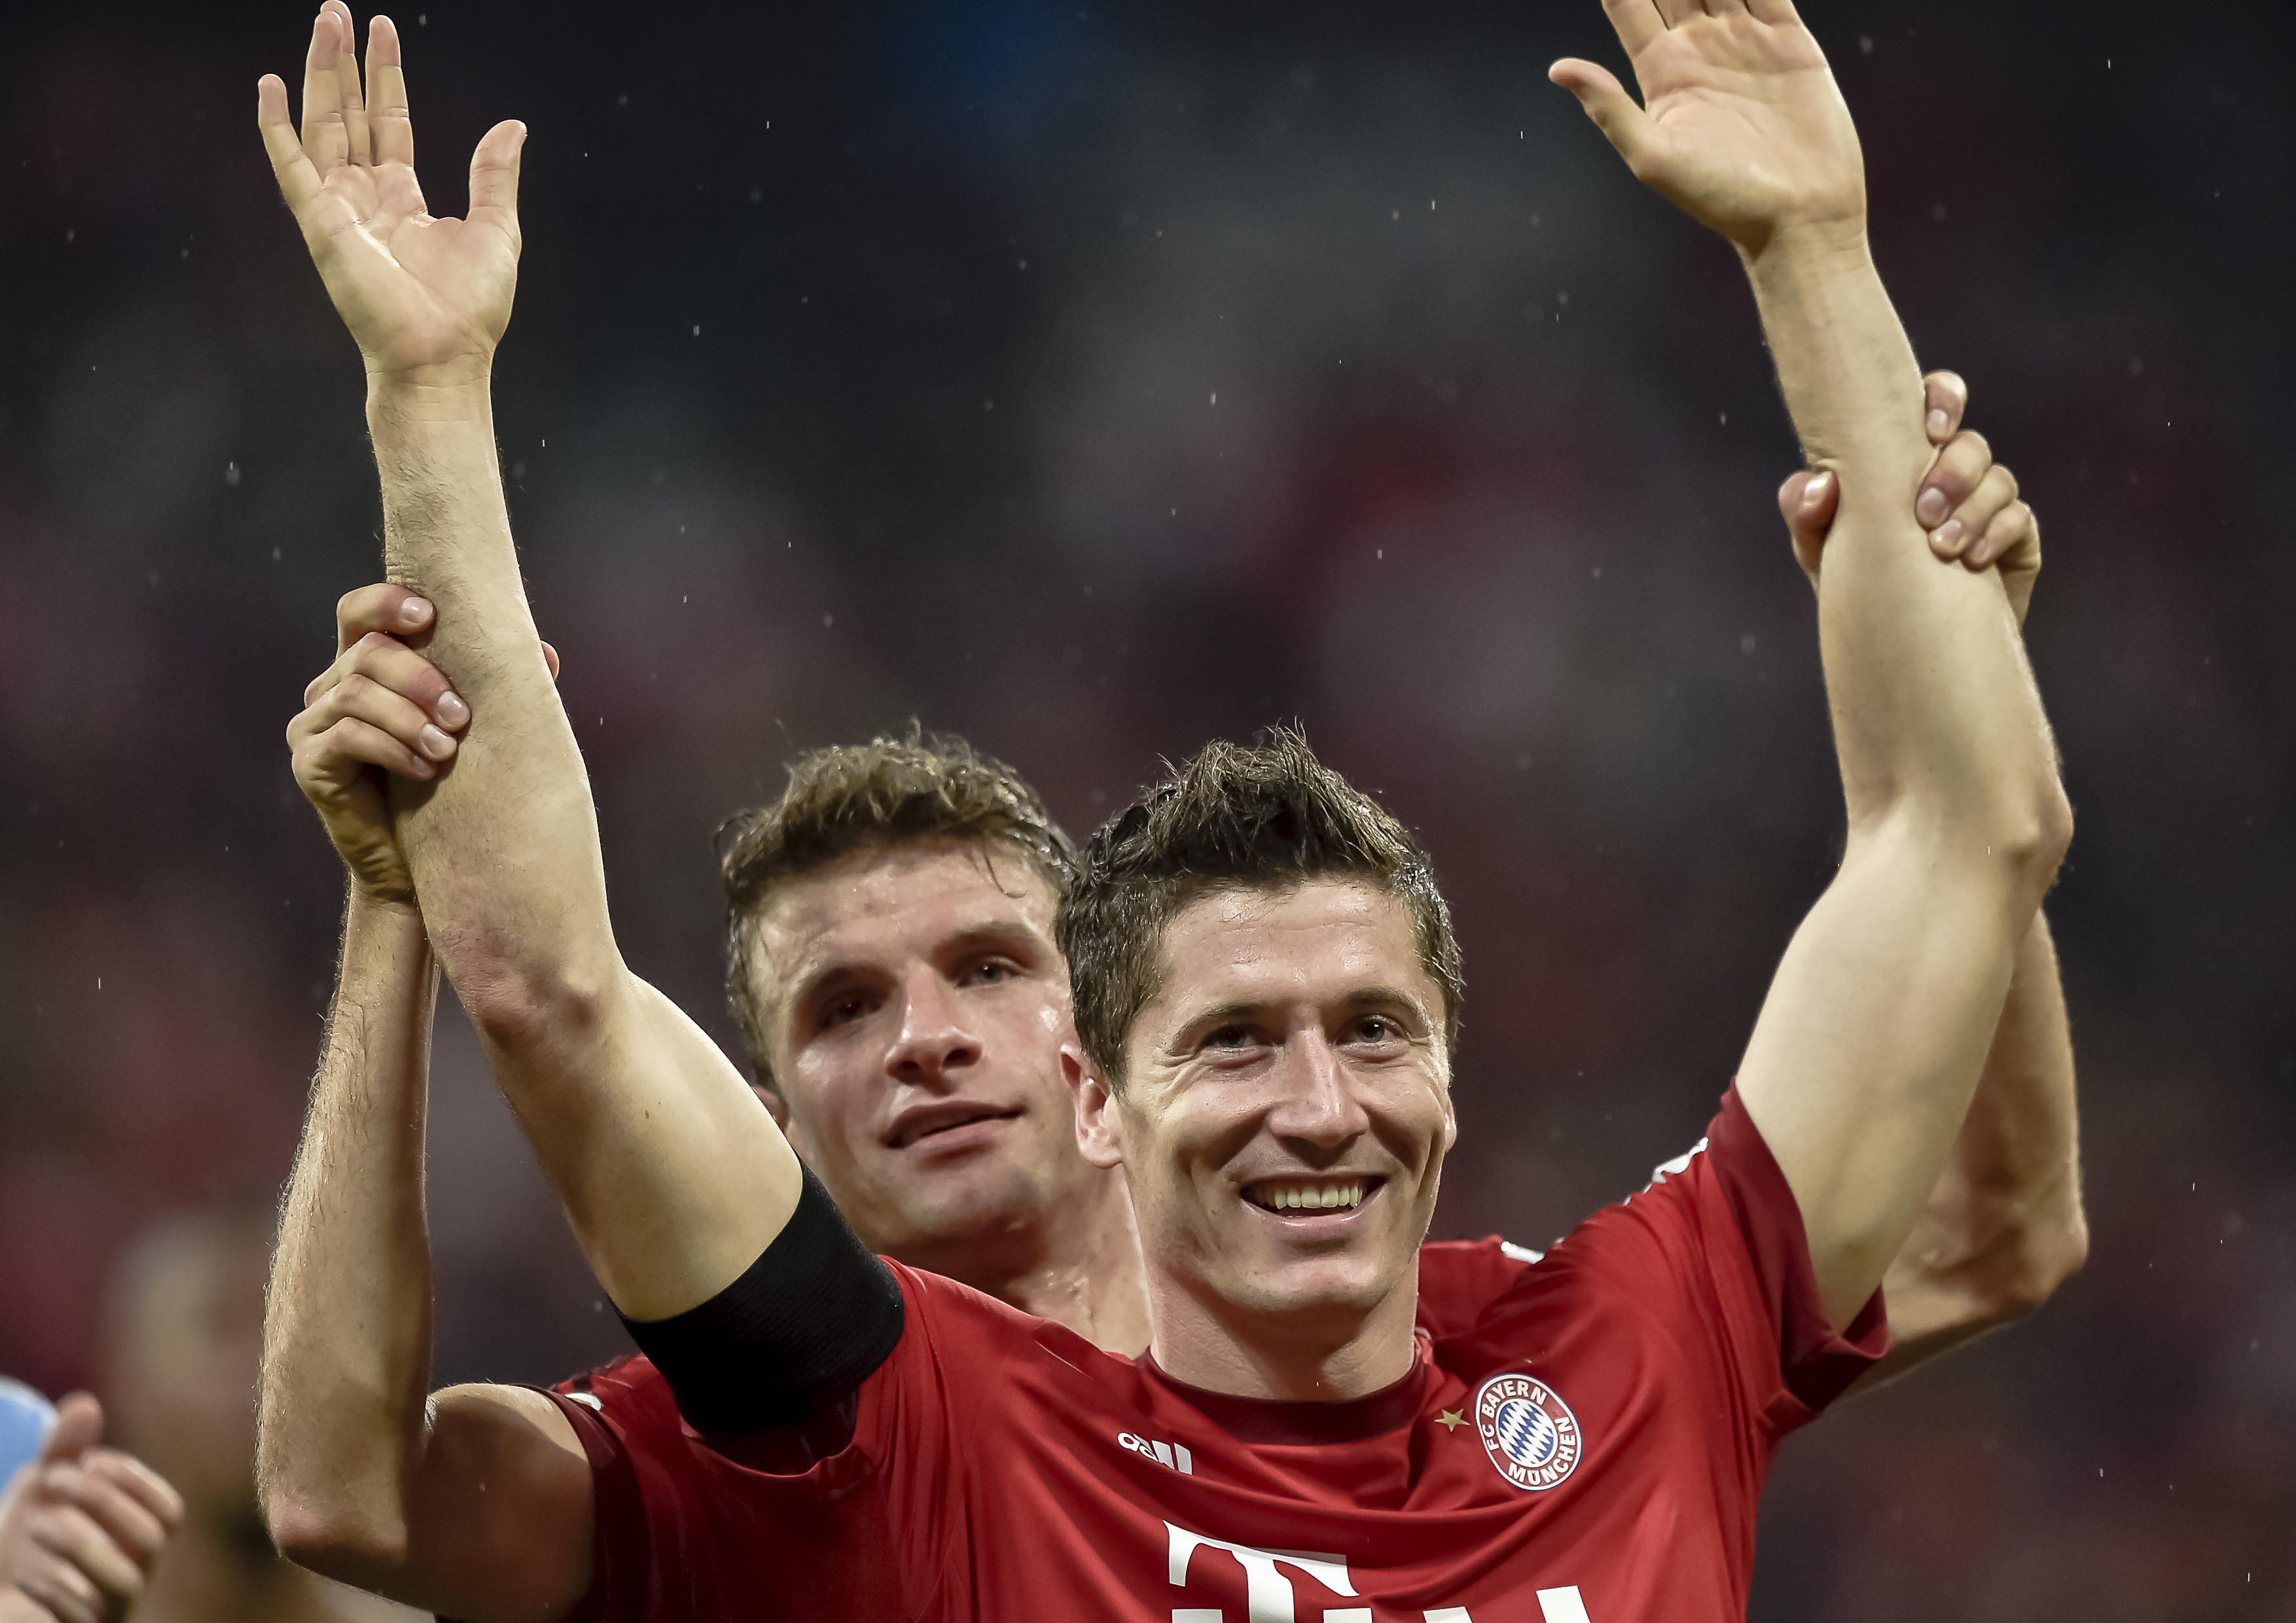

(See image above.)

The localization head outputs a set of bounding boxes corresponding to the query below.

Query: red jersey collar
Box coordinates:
[1139,1336,1432,1445]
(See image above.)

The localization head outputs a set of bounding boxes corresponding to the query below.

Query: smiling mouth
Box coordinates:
[1242,1175,1386,1214]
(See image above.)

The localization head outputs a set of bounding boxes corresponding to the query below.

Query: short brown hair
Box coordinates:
[1056,726,1463,1088]
[718,730,1079,1092]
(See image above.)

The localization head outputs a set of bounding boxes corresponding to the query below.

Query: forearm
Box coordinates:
[366,378,797,1321]
[1861,911,2084,1385]
[368,378,615,1001]
[259,889,439,1563]
[1744,228,2066,844]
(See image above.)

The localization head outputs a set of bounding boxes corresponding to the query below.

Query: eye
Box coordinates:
[1349,1014,1405,1046]
[817,991,879,1031]
[962,957,1021,987]
[1203,1024,1255,1051]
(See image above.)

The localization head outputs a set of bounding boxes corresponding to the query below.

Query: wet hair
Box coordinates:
[1056,725,1463,1090]
[717,728,1078,1093]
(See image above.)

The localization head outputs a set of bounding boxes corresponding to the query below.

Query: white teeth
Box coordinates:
[1257,1182,1365,1211]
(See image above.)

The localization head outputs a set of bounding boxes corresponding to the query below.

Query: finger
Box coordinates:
[27,1503,143,1601]
[302,715,440,784]
[1744,0,1804,24]
[48,1482,168,1573]
[1922,370,1968,444]
[468,120,527,243]
[1779,467,1835,585]
[323,2,371,167]
[340,632,466,728]
[14,1556,103,1623]
[35,1395,100,1467]
[257,74,327,215]
[1943,454,2017,548]
[298,7,350,174]
[318,668,459,762]
[1596,0,1668,52]
[1933,462,2017,562]
[540,641,561,683]
[1780,464,1838,544]
[336,583,434,654]
[1914,428,1990,531]
[1701,0,1752,15]
[1960,470,2024,567]
[368,12,413,169]
[1651,0,1704,24]
[1547,60,1656,171]
[73,1453,181,1537]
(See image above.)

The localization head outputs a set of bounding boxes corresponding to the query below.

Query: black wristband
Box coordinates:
[619,1164,906,1436]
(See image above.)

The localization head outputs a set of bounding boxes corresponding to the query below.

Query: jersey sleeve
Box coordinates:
[1485,1086,1886,1441]
[524,1264,1022,1623]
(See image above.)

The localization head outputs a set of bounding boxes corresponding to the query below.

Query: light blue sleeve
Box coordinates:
[0,1376,56,1480]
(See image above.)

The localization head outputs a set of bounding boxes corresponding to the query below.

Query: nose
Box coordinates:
[1265,1027,1370,1149]
[883,967,981,1090]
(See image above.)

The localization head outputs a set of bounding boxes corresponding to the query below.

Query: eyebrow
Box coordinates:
[1168,985,1432,1046]
[781,919,1052,1017]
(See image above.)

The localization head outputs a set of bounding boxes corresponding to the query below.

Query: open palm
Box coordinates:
[1551,0,1863,250]
[257,2,524,383]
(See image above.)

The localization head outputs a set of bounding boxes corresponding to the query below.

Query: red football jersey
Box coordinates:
[537,1088,1883,1622]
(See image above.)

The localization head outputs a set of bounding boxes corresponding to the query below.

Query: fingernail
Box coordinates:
[435,690,469,726]
[1926,408,1949,439]
[1916,488,1947,526]
[1936,518,1964,553]
[400,597,433,626]
[420,724,456,759]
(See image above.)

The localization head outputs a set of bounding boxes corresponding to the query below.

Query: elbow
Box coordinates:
[2004,1203,2090,1316]
[1965,1205,2090,1329]
[453,946,620,1061]
[1993,778,2074,893]
[262,1490,408,1588]
[2025,780,2076,875]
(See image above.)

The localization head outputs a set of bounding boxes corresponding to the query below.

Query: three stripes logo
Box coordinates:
[1472,1371,1581,1492]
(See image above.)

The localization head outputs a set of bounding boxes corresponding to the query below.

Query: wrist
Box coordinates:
[346,882,426,929]
[365,366,494,424]
[1738,214,1871,279]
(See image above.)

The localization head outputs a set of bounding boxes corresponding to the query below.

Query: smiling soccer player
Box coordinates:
[254,0,2074,1614]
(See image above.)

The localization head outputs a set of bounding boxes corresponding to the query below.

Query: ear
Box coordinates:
[753,1082,791,1132]
[1063,1045,1126,1171]
[1439,1080,1458,1154]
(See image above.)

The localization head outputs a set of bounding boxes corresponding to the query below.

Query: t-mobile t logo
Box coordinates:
[1162,1520,1593,1623]
[1164,1522,1359,1622]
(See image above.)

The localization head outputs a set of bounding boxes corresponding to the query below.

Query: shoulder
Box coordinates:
[1415,1236,1549,1339]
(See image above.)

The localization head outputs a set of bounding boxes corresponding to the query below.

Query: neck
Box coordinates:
[898,1167,1153,1356]
[1145,1251,1422,1402]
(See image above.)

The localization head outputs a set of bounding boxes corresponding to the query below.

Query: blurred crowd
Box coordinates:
[1,2,2289,1618]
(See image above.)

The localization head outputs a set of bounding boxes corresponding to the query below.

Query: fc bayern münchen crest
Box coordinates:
[1472,1371,1581,1492]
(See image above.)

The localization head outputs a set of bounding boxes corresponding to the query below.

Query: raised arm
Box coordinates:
[256,3,797,1320]
[1780,426,2087,1383]
[260,587,593,1623]
[1554,0,2072,1325]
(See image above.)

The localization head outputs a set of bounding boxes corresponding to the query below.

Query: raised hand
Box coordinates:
[287,586,557,910]
[1550,0,1861,252]
[1780,371,2043,625]
[257,3,525,385]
